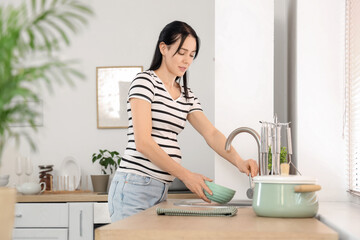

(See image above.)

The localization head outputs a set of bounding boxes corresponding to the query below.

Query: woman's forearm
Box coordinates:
[136,136,213,202]
[205,129,258,176]
[205,129,245,167]
[135,137,191,181]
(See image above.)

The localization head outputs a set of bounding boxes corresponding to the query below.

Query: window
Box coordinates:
[345,0,360,195]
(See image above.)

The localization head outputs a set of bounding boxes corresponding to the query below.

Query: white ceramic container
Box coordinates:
[16,182,46,195]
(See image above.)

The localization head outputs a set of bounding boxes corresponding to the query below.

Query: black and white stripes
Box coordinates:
[119,70,202,183]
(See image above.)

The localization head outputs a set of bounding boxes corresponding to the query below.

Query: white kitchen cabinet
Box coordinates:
[69,202,94,240]
[13,229,68,240]
[94,202,111,224]
[14,203,68,228]
[13,202,103,240]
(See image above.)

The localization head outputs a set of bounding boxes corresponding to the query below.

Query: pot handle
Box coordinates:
[294,184,321,193]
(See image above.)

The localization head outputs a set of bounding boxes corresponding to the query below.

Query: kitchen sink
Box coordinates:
[174,199,252,208]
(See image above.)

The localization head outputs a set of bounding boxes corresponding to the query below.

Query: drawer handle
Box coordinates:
[80,210,83,237]
[15,214,22,218]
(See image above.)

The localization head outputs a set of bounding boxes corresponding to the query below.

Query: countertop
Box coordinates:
[318,201,360,240]
[16,192,108,202]
[95,199,338,240]
[16,192,197,202]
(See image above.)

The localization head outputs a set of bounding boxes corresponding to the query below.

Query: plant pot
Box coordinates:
[0,187,17,240]
[91,175,109,193]
[252,175,321,218]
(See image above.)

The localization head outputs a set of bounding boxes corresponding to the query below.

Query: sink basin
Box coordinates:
[174,199,252,208]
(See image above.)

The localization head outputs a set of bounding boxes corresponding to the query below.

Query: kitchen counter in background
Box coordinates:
[318,201,360,240]
[95,199,338,240]
[17,192,108,202]
[16,192,197,202]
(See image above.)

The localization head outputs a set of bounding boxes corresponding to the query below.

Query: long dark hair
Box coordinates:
[149,21,200,99]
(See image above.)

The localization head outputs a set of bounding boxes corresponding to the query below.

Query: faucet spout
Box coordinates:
[225,127,262,175]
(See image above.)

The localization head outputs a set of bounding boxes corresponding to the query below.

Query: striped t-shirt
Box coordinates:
[118,70,203,183]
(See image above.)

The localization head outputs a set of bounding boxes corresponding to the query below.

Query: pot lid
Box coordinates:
[253,175,317,184]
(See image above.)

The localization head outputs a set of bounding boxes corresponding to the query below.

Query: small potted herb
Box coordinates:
[268,146,288,174]
[91,150,121,192]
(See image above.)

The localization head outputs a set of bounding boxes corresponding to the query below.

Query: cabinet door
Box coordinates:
[69,202,93,240]
[14,203,68,228]
[94,202,111,224]
[13,228,68,240]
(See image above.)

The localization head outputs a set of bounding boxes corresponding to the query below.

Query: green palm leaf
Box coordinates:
[0,0,93,164]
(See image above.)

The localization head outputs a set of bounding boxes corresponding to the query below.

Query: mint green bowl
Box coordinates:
[203,181,236,204]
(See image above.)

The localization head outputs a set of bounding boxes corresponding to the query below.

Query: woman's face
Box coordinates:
[160,35,197,78]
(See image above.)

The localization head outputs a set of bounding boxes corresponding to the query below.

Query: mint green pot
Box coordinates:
[252,176,320,218]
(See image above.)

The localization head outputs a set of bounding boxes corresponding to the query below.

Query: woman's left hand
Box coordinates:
[236,159,259,177]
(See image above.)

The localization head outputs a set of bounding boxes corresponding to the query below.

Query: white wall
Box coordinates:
[1,0,349,202]
[215,0,274,199]
[0,0,215,188]
[215,0,348,202]
[295,0,347,201]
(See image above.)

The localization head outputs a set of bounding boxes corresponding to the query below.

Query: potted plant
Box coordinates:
[91,149,121,192]
[268,146,288,174]
[0,1,92,239]
[0,0,93,166]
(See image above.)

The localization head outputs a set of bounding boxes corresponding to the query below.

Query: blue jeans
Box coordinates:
[108,171,170,222]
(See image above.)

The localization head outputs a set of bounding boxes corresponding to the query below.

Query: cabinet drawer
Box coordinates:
[13,228,68,240]
[14,203,68,228]
[94,202,111,224]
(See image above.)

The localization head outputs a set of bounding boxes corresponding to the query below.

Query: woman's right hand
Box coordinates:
[181,172,213,203]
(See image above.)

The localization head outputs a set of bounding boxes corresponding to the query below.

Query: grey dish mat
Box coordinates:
[156,207,238,217]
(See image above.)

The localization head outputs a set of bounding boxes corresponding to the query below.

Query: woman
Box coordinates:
[108,20,258,222]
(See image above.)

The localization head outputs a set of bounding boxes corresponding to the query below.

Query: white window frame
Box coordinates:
[345,0,360,196]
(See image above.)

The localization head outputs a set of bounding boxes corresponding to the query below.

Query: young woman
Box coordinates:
[108,21,258,222]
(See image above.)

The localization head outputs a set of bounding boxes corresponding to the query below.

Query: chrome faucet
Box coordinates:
[225,127,264,176]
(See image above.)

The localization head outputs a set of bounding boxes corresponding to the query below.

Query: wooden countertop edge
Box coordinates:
[95,230,337,240]
[17,193,108,202]
[16,192,197,202]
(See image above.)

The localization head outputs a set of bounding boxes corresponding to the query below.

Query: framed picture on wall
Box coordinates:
[96,66,143,128]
